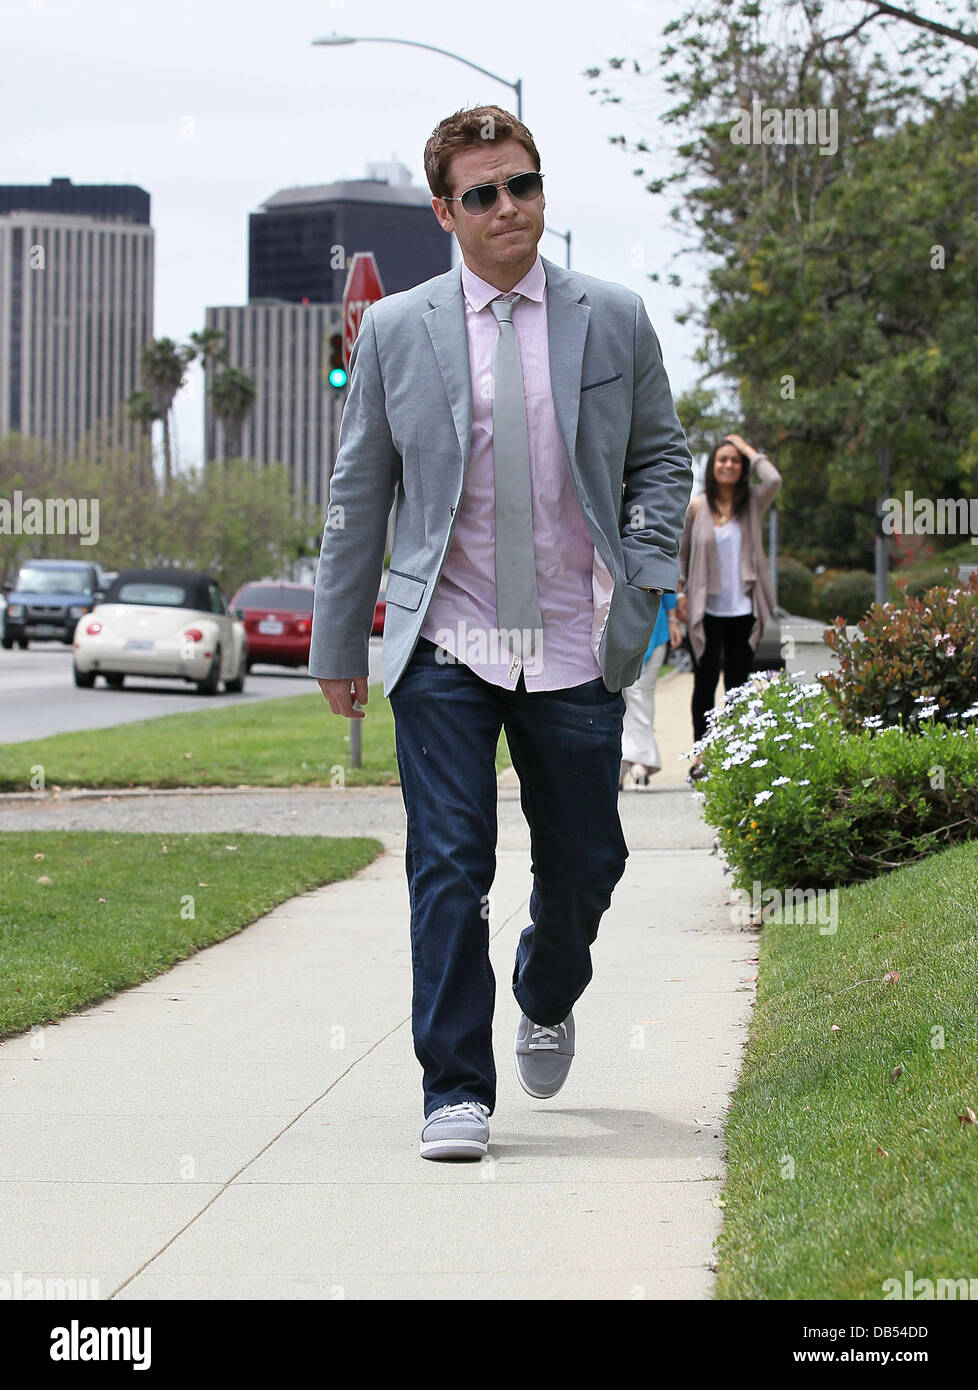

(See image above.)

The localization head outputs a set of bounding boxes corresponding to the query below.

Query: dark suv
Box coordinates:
[2,559,105,649]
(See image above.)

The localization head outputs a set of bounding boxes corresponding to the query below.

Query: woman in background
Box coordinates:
[619,591,683,789]
[676,433,781,775]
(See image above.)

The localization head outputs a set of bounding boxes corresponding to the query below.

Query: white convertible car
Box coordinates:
[73,567,248,694]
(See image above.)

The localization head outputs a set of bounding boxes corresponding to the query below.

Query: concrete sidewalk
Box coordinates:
[0,784,754,1301]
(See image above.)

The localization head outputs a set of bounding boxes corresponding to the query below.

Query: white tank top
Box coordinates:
[705,516,753,617]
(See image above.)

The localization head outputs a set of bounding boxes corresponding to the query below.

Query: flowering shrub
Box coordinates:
[821,571,978,732]
[693,673,978,891]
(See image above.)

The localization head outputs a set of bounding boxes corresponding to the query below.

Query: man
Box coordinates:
[309,105,692,1161]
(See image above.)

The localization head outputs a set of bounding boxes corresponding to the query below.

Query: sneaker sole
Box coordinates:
[419,1137,487,1160]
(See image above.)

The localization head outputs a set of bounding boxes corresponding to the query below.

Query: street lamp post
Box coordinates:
[313,33,522,117]
[312,33,571,266]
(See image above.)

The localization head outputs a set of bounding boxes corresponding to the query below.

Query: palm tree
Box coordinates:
[125,389,161,479]
[188,327,229,371]
[211,367,257,461]
[138,338,194,483]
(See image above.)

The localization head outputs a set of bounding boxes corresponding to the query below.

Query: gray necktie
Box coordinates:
[490,294,542,663]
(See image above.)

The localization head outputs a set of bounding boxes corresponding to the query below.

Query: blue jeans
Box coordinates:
[388,636,629,1118]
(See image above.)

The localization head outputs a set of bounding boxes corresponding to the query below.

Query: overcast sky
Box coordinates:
[7,0,699,469]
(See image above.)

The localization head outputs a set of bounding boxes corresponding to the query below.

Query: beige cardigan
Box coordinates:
[677,452,781,662]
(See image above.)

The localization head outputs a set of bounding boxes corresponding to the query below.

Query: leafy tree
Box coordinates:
[0,440,317,598]
[586,0,978,567]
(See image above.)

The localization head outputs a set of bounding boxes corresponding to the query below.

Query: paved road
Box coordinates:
[0,640,385,744]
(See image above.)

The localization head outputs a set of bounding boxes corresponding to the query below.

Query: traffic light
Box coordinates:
[328,333,348,390]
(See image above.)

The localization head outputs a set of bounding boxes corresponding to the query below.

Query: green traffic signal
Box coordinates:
[327,332,348,390]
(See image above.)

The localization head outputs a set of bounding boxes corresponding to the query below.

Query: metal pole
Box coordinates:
[515,77,522,121]
[350,711,361,770]
[875,443,890,605]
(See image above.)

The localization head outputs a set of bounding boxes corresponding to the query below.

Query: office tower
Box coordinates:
[203,301,344,513]
[0,178,154,454]
[206,162,451,513]
[248,160,450,304]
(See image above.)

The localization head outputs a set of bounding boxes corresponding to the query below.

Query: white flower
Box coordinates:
[798,779,811,786]
[754,790,773,805]
[800,742,814,750]
[771,776,791,786]
[750,758,769,768]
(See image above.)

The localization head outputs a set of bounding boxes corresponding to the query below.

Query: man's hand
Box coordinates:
[317,676,368,719]
[676,593,689,625]
[668,614,683,649]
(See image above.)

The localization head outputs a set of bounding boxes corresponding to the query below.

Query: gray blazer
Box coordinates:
[308,255,693,697]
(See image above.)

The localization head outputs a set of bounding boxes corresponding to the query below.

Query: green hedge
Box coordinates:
[777,557,816,616]
[813,568,876,623]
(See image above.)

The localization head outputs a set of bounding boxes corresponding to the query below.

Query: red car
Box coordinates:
[232,577,388,669]
[231,582,314,670]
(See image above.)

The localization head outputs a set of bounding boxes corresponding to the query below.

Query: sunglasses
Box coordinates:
[443,171,544,216]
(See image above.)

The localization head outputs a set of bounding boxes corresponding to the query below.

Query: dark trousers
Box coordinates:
[691,611,756,742]
[388,636,629,1118]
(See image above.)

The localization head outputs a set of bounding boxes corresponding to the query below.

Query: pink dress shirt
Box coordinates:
[419,253,614,690]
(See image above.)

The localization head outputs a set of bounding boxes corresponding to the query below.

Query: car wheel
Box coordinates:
[195,648,221,695]
[1,637,12,651]
[224,646,247,694]
[104,673,125,689]
[73,664,96,688]
[18,638,28,650]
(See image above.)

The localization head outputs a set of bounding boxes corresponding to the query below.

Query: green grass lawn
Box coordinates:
[0,691,515,791]
[715,838,978,1299]
[0,830,384,1039]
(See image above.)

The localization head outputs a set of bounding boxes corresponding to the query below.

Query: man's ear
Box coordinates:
[431,196,454,234]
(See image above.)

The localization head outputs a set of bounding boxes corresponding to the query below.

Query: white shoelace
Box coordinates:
[529,1022,567,1050]
[428,1101,489,1121]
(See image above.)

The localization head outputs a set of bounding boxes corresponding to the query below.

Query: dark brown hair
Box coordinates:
[423,105,541,201]
[704,437,751,518]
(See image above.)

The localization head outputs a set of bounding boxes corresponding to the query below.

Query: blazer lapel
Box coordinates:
[542,257,590,473]
[422,265,471,469]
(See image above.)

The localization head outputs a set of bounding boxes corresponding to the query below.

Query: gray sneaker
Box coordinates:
[419,1101,490,1160]
[514,1010,575,1099]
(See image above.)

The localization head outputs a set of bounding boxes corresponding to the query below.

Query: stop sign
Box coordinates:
[342,253,385,371]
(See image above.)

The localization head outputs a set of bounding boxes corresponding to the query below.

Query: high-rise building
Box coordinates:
[248,160,450,304]
[203,301,344,514]
[206,163,451,516]
[0,179,154,454]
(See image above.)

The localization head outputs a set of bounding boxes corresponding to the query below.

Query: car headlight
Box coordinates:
[69,605,86,619]
[7,604,23,619]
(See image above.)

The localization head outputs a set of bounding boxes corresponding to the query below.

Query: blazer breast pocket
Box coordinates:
[580,372,623,401]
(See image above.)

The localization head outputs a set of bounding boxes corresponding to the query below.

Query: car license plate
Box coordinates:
[258,619,284,635]
[33,624,58,636]
[125,640,154,651]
